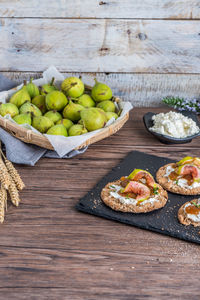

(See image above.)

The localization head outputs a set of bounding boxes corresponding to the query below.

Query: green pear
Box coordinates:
[61,77,84,98]
[13,113,32,125]
[91,79,112,102]
[19,102,42,117]
[56,118,74,130]
[96,108,108,123]
[80,107,107,131]
[76,94,95,108]
[0,103,19,117]
[32,116,54,133]
[62,101,84,122]
[46,91,68,111]
[106,112,118,121]
[10,83,31,107]
[44,110,62,124]
[68,124,88,136]
[46,124,68,137]
[26,78,40,99]
[41,77,58,95]
[97,100,115,112]
[32,95,47,114]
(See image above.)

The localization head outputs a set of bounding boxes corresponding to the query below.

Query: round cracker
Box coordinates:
[101,179,168,213]
[156,163,200,195]
[178,199,200,227]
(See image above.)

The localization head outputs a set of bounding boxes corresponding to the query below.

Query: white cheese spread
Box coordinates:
[184,200,200,222]
[165,165,174,177]
[177,178,200,189]
[150,111,199,138]
[109,184,158,205]
[110,190,138,205]
[139,197,159,206]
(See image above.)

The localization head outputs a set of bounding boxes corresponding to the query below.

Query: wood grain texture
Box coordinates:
[0,108,200,299]
[2,72,200,107]
[0,0,200,19]
[1,18,200,73]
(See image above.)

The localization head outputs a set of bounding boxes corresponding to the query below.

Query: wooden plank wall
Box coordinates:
[0,1,200,106]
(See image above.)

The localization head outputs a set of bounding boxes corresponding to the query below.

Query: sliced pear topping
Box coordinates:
[177,156,194,166]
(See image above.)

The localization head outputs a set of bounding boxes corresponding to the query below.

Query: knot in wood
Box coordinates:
[137,33,147,40]
[99,47,110,56]
[100,47,109,51]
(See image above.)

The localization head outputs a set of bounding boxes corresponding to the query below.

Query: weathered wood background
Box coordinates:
[1,1,200,105]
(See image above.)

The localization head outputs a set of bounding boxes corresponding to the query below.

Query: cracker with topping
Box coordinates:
[101,174,168,213]
[178,199,200,227]
[156,161,200,195]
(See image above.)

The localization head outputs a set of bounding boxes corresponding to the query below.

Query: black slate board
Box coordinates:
[76,151,200,244]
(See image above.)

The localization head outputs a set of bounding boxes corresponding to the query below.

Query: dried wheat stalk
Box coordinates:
[0,186,7,223]
[8,180,21,207]
[0,154,20,206]
[4,158,25,191]
[0,144,24,222]
[3,186,7,212]
[0,155,11,190]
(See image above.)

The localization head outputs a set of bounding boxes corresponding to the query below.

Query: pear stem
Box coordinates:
[30,78,33,84]
[50,77,55,86]
[23,80,27,86]
[94,78,98,85]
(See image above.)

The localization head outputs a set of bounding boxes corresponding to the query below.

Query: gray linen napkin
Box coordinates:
[0,74,87,165]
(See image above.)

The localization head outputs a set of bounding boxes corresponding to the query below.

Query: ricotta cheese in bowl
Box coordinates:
[150,111,200,139]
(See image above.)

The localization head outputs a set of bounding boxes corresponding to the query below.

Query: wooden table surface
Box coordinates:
[1,107,200,300]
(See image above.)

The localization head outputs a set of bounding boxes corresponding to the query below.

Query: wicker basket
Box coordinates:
[0,85,129,150]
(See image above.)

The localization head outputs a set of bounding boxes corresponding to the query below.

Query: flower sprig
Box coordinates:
[162,97,200,113]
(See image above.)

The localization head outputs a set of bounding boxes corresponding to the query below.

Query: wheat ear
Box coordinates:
[0,186,7,223]
[0,148,25,191]
[0,145,22,208]
[8,180,21,207]
[0,155,11,190]
[4,158,25,191]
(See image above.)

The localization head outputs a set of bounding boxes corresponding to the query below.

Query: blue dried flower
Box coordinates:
[162,97,200,113]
